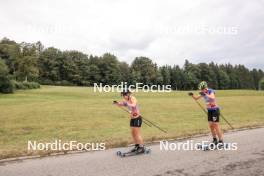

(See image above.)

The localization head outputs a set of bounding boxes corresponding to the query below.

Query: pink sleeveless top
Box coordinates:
[123,96,140,118]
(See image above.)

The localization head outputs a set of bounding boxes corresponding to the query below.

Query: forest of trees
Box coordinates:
[0,37,264,93]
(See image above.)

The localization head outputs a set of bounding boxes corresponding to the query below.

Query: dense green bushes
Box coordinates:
[0,78,14,93]
[40,79,75,86]
[13,81,40,90]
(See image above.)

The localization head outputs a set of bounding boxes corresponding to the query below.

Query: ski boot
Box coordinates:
[135,145,145,154]
[130,144,139,153]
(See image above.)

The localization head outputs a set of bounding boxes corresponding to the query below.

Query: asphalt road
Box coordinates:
[1,128,264,176]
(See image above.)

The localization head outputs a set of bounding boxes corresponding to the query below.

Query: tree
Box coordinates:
[35,41,44,57]
[16,56,39,82]
[208,62,219,89]
[38,47,62,83]
[1,37,264,90]
[184,71,199,90]
[60,50,88,85]
[217,70,230,89]
[119,62,132,83]
[0,38,21,75]
[87,55,101,85]
[235,65,254,89]
[153,63,163,85]
[251,69,264,90]
[260,78,264,90]
[170,65,184,90]
[131,57,157,85]
[99,53,121,85]
[0,59,14,93]
[159,65,171,85]
[15,41,40,82]
[183,60,200,89]
[223,64,240,89]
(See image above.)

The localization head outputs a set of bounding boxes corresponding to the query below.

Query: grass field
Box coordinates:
[0,86,264,159]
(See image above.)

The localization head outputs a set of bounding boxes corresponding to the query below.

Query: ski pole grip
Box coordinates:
[188,92,193,96]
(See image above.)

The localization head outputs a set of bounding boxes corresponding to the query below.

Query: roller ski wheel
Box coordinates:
[120,153,126,157]
[116,151,122,156]
[144,148,151,154]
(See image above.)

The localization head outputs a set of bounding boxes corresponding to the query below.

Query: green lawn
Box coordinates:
[0,86,264,159]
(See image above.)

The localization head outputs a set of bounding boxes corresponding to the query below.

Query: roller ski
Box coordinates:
[116,145,151,157]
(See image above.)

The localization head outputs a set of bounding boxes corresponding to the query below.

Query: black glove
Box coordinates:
[188,92,193,96]
[113,100,118,104]
[199,92,206,96]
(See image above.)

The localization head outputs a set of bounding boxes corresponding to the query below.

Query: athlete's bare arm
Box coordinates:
[192,95,202,100]
[113,101,125,107]
[126,96,137,107]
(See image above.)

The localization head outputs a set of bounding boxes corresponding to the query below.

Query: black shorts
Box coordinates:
[130,116,142,127]
[208,109,220,122]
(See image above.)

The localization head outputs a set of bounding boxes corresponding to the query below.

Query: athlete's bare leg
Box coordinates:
[214,122,223,141]
[131,128,137,144]
[209,122,217,138]
[132,127,143,144]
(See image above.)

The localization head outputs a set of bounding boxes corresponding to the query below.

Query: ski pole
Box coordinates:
[141,116,168,133]
[193,98,208,115]
[189,93,234,130]
[219,113,234,130]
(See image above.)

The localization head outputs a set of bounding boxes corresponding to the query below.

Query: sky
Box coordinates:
[0,0,264,69]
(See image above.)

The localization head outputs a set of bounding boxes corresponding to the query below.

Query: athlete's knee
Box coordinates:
[213,122,220,128]
[132,127,140,133]
[210,122,217,126]
[209,123,214,128]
